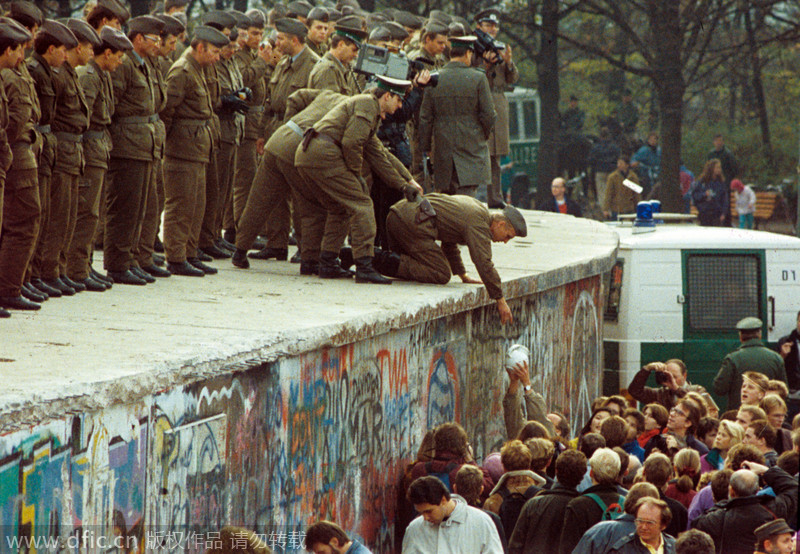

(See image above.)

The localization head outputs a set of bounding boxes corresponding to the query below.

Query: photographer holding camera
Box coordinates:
[474,9,517,208]
[628,360,707,411]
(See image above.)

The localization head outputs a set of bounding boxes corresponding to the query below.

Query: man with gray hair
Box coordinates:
[692,461,797,554]
[558,448,625,554]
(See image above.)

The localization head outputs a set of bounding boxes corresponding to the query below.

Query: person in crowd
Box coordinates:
[690,159,728,227]
[603,154,640,220]
[628,360,706,411]
[740,371,769,407]
[483,439,543,515]
[695,417,720,451]
[641,453,688,538]
[714,317,787,411]
[570,407,613,449]
[665,448,701,509]
[525,437,556,489]
[730,179,755,229]
[402,475,503,554]
[638,403,669,448]
[305,520,372,554]
[644,398,708,458]
[605,498,677,554]
[540,177,582,216]
[752,519,796,554]
[706,134,739,192]
[546,411,571,447]
[503,360,556,439]
[777,309,800,391]
[602,395,629,417]
[621,410,646,463]
[700,420,744,473]
[674,529,715,554]
[600,415,629,450]
[586,127,620,205]
[760,394,793,453]
[631,131,660,194]
[508,450,587,554]
[736,404,768,429]
[453,465,508,551]
[743,419,778,467]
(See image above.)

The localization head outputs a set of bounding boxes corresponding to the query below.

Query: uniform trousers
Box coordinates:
[40,169,78,281]
[163,157,206,263]
[66,164,104,279]
[386,209,451,285]
[104,157,151,272]
[228,137,257,231]
[0,169,39,296]
[134,161,159,269]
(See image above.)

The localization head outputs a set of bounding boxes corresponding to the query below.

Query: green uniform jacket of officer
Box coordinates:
[27,53,58,177]
[713,338,788,410]
[110,51,157,161]
[261,45,320,138]
[2,63,41,171]
[217,57,245,146]
[419,60,496,188]
[52,62,89,175]
[484,59,518,156]
[389,193,503,299]
[307,52,359,95]
[232,46,269,140]
[147,56,167,159]
[78,59,114,170]
[195,53,221,150]
[162,53,213,163]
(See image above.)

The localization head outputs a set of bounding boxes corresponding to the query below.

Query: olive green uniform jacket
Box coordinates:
[109,52,158,161]
[232,47,270,140]
[78,58,114,169]
[261,46,319,138]
[162,54,213,163]
[307,52,359,95]
[713,338,788,410]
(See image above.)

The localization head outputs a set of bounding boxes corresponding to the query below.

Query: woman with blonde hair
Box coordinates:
[699,420,743,473]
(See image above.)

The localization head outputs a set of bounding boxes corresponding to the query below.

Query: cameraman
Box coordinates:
[474,9,518,208]
[628,360,706,411]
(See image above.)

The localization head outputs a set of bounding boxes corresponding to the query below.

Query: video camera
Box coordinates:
[473,27,505,60]
[353,44,438,87]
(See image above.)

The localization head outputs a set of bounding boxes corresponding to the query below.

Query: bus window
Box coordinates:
[685,253,762,331]
[508,101,520,141]
[523,100,539,140]
[604,260,624,322]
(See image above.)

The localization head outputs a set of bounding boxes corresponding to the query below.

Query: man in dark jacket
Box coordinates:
[778,309,800,391]
[508,450,586,554]
[558,448,626,554]
[606,498,677,554]
[642,453,688,538]
[692,462,798,554]
[539,177,582,217]
[628,360,706,411]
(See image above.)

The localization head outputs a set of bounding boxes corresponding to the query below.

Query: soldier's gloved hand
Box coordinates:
[221,94,250,115]
[403,184,419,202]
[235,86,253,101]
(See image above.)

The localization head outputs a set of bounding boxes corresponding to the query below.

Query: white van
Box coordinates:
[603,223,800,404]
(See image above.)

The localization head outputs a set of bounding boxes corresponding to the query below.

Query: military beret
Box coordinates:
[66,18,101,46]
[287,0,313,18]
[336,0,360,10]
[202,10,236,30]
[502,204,527,238]
[88,0,130,24]
[127,15,165,37]
[754,519,793,545]
[367,25,390,43]
[375,74,411,97]
[449,34,477,49]
[326,7,342,21]
[154,14,185,36]
[227,10,252,29]
[99,25,133,51]
[193,24,229,47]
[334,23,366,46]
[393,10,423,30]
[365,13,388,29]
[8,1,43,28]
[448,21,468,37]
[0,17,32,44]
[382,21,408,41]
[340,5,356,16]
[422,21,448,36]
[172,11,187,27]
[274,17,307,37]
[306,7,329,23]
[336,15,363,29]
[244,8,266,28]
[39,19,78,48]
[429,10,452,24]
[736,317,763,331]
[474,8,500,24]
[164,0,188,10]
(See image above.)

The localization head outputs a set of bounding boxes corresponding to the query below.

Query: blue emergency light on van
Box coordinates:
[634,201,655,227]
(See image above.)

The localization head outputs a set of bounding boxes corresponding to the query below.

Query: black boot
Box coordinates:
[22,283,47,302]
[355,256,392,284]
[318,251,354,279]
[32,278,62,298]
[374,250,401,277]
[188,257,218,274]
[339,246,354,269]
[231,249,250,269]
[299,260,319,275]
[249,247,288,261]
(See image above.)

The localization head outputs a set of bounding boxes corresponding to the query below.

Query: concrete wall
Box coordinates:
[0,275,603,553]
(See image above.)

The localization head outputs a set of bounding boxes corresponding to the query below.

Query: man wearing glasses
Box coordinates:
[606,498,677,554]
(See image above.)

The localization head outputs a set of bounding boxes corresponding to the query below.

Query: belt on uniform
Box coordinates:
[115,114,160,124]
[248,106,265,114]
[34,124,51,134]
[173,119,210,127]
[83,130,105,141]
[55,131,83,142]
[286,120,303,138]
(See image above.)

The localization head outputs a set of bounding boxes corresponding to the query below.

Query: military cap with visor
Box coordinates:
[422,21,448,36]
[736,317,763,331]
[429,10,452,24]
[449,34,477,49]
[375,74,411,97]
[393,10,423,30]
[754,519,794,546]
[193,24,229,47]
[99,25,133,51]
[475,8,500,24]
[274,17,307,38]
[334,23,366,47]
[164,0,188,11]
[367,25,391,43]
[39,19,78,48]
[227,10,252,29]
[287,0,313,18]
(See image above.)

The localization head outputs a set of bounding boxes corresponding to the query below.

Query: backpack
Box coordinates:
[586,493,626,521]
[498,485,539,536]
[423,461,461,492]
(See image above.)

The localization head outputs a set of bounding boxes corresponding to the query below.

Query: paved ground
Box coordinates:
[0,211,619,429]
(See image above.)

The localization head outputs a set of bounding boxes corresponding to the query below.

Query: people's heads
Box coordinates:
[578,432,606,459]
[274,17,306,56]
[546,411,570,441]
[329,32,359,63]
[776,450,799,476]
[603,395,628,417]
[613,447,630,483]
[673,448,701,493]
[550,177,566,200]
[696,417,719,450]
[616,155,630,172]
[625,409,645,441]
[642,452,672,490]
[127,15,164,57]
[501,439,533,472]
[736,316,763,342]
[517,420,550,442]
[712,420,744,452]
[475,9,499,38]
[407,476,451,525]
[741,371,769,406]
[712,134,724,150]
[668,399,701,436]
[305,521,350,554]
[591,396,609,412]
[589,447,621,486]
[454,464,483,506]
[754,519,795,554]
[675,529,715,554]
[555,449,587,489]
[736,405,767,428]
[433,422,469,458]
[416,428,436,462]
[86,0,128,30]
[729,469,759,498]
[664,359,688,387]
[489,205,527,243]
[34,20,75,67]
[698,392,720,420]
[585,408,613,435]
[306,7,329,45]
[524,438,554,473]
[93,26,132,71]
[725,443,765,470]
[600,415,629,448]
[623,482,660,515]
[190,28,227,66]
[744,419,776,453]
[646,132,658,147]
[684,392,708,419]
[420,22,447,57]
[634,498,671,544]
[644,403,669,432]
[765,380,789,400]
[710,468,733,502]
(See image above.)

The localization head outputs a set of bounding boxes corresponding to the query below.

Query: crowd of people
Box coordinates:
[0,0,529,321]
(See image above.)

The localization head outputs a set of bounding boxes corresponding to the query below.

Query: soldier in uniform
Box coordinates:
[0,18,35,315]
[294,76,422,284]
[419,35,496,197]
[247,17,319,262]
[105,15,163,286]
[225,7,270,244]
[307,23,364,95]
[305,7,330,58]
[85,0,128,31]
[474,9,517,208]
[287,0,313,24]
[161,25,228,277]
[381,194,526,324]
[65,26,131,293]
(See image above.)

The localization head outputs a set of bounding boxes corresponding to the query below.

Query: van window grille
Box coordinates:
[686,254,761,331]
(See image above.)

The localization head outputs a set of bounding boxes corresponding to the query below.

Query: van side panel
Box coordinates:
[766,248,800,342]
